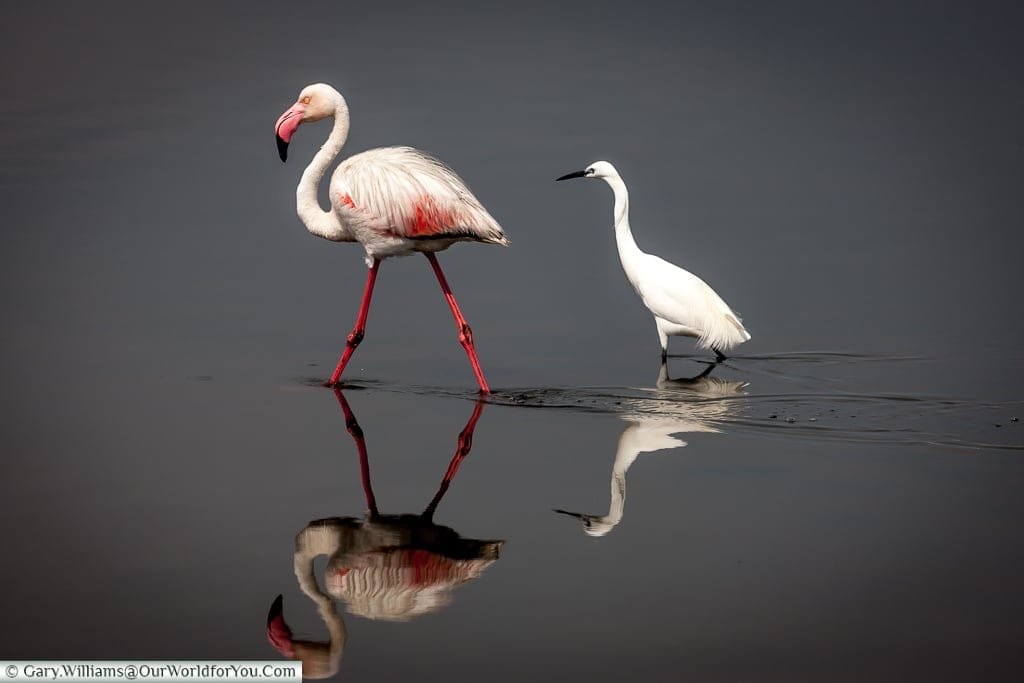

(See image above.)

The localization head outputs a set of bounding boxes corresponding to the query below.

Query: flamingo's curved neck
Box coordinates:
[297,102,351,241]
[292,525,348,672]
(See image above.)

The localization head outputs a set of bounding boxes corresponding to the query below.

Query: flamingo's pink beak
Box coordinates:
[275,103,305,162]
[266,595,296,658]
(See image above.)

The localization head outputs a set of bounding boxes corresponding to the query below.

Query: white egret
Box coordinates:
[557,161,750,361]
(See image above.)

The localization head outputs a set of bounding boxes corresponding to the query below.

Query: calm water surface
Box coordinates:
[2,2,1023,681]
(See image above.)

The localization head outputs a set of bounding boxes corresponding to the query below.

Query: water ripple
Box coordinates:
[296,352,1022,452]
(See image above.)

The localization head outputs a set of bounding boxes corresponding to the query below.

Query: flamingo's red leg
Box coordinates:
[424,253,491,394]
[327,259,380,386]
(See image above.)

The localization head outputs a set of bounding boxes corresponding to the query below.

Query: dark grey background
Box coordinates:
[2,1,1022,680]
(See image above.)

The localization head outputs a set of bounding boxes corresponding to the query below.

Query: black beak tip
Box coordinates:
[556,170,586,182]
[268,594,284,624]
[276,135,289,163]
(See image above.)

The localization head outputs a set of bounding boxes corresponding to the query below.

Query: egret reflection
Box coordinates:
[267,390,503,678]
[556,362,747,537]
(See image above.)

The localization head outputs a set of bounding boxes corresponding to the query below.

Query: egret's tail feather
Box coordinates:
[696,311,751,351]
[726,313,752,342]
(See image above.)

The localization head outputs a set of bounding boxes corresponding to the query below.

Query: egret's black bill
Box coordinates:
[276,135,289,163]
[556,170,586,181]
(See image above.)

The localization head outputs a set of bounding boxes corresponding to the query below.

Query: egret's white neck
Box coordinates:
[603,173,644,266]
[603,174,629,228]
[583,438,642,536]
[297,102,351,241]
[604,446,641,527]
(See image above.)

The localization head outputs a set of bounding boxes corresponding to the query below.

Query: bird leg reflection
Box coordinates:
[658,358,717,384]
[333,388,379,516]
[422,399,486,521]
[332,388,486,519]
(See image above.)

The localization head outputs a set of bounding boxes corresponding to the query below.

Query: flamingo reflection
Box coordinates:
[268,390,503,678]
[556,362,747,537]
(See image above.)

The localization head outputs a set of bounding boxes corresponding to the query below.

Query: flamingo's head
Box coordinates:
[266,594,295,659]
[266,594,343,679]
[555,160,620,182]
[275,83,347,162]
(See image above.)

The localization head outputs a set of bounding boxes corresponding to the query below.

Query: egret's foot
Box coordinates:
[713,348,728,362]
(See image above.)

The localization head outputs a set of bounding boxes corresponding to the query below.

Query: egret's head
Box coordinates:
[556,160,619,182]
[553,509,616,537]
[275,83,347,162]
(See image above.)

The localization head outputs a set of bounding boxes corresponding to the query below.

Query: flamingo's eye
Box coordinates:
[301,96,311,105]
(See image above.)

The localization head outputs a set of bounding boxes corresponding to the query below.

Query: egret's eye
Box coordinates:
[301,96,312,105]
[586,168,594,175]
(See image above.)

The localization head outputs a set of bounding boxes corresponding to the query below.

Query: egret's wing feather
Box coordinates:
[336,147,507,244]
[633,255,750,349]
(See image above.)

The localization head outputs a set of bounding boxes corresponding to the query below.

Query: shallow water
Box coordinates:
[2,1,1024,681]
[4,357,1022,681]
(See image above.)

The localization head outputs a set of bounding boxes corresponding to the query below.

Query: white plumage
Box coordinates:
[335,147,506,250]
[557,161,750,360]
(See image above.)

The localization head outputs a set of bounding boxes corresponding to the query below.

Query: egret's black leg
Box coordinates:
[695,362,716,379]
[713,348,727,362]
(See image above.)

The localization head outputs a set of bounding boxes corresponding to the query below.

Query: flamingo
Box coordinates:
[557,161,750,362]
[275,83,509,393]
[267,389,502,676]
